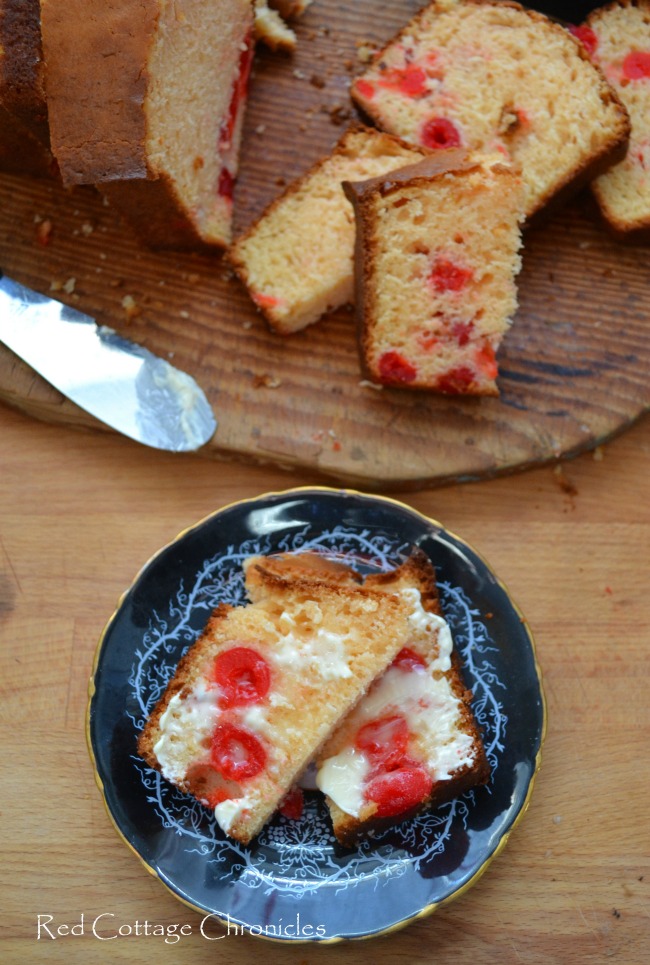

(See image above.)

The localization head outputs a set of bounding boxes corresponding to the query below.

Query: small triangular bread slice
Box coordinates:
[316,549,490,846]
[227,125,428,333]
[138,562,410,844]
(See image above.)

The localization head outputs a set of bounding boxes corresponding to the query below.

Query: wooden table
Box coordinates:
[1,399,648,964]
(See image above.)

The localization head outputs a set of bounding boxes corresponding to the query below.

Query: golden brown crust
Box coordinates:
[0,0,49,143]
[245,552,363,588]
[40,0,157,186]
[0,0,56,176]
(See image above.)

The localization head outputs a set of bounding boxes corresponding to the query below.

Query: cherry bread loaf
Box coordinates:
[581,1,650,239]
[40,0,254,250]
[228,125,427,333]
[138,558,411,844]
[344,151,524,394]
[350,0,630,219]
[316,549,490,846]
[0,0,54,177]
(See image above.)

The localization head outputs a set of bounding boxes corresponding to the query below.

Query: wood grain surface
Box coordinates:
[0,0,648,490]
[1,401,649,964]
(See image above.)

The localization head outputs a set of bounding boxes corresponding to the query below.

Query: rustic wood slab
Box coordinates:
[0,0,648,489]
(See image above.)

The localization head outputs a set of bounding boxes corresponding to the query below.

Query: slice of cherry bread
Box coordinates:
[579,1,650,238]
[138,559,410,845]
[344,151,524,394]
[315,549,490,846]
[227,126,427,333]
[40,0,254,250]
[350,0,630,219]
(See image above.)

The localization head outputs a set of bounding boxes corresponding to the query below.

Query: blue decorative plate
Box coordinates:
[88,487,545,943]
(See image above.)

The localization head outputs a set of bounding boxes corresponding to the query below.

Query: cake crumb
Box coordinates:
[253,374,282,388]
[593,446,604,461]
[35,219,53,246]
[81,222,94,236]
[325,103,353,125]
[179,310,190,319]
[121,295,141,321]
[553,464,578,498]
[62,277,76,294]
[356,40,378,63]
[310,74,326,89]
[359,379,384,391]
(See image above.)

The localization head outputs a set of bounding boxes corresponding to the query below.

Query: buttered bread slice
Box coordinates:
[138,561,410,844]
[316,550,490,846]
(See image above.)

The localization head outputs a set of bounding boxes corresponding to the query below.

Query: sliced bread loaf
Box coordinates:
[40,0,254,249]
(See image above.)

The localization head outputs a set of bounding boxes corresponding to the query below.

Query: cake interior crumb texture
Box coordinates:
[228,127,426,333]
[351,0,630,217]
[350,156,523,394]
[588,0,650,234]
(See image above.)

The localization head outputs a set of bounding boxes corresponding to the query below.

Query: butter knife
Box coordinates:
[0,274,216,451]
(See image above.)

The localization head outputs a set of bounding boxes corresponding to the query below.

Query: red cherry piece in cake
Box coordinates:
[392,647,428,672]
[253,291,280,308]
[220,32,254,149]
[355,715,410,770]
[365,765,433,817]
[475,343,498,380]
[213,646,271,707]
[429,257,474,293]
[622,51,650,80]
[420,116,461,149]
[184,762,243,808]
[378,350,418,383]
[568,25,598,58]
[451,320,475,346]
[279,787,304,820]
[436,366,475,394]
[211,723,267,781]
[397,64,428,97]
[218,168,235,200]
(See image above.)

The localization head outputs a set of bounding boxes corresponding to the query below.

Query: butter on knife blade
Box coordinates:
[0,274,216,452]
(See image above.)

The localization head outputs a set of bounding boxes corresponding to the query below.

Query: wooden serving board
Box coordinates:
[0,0,648,490]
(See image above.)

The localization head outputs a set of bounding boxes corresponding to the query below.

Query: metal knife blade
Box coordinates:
[0,274,217,452]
